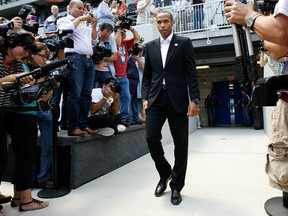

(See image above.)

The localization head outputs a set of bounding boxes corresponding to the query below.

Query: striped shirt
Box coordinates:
[0,52,24,107]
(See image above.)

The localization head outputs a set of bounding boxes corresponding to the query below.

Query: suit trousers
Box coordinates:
[146,88,189,192]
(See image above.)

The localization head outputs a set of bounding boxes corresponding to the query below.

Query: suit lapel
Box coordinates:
[165,35,179,69]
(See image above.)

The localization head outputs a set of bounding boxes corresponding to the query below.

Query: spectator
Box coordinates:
[127,45,145,125]
[110,0,119,15]
[118,0,128,15]
[204,88,217,127]
[235,89,252,127]
[44,5,59,33]
[0,29,49,212]
[173,0,190,32]
[259,49,284,76]
[88,77,126,135]
[97,0,115,27]
[57,0,98,136]
[192,0,205,30]
[114,22,141,126]
[94,22,118,88]
[154,0,171,7]
[136,0,151,25]
[22,42,53,189]
[127,0,139,26]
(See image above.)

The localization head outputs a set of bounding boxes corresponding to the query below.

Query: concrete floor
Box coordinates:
[0,127,283,216]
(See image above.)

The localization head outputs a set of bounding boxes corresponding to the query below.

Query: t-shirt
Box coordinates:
[88,88,114,117]
[114,38,135,77]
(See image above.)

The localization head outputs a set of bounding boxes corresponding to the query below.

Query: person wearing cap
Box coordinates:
[0,29,49,212]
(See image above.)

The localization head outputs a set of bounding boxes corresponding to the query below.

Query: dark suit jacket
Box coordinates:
[142,34,200,114]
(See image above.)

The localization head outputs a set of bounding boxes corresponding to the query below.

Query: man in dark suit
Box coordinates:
[142,10,200,205]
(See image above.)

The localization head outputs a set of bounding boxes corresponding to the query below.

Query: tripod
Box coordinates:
[231,1,288,215]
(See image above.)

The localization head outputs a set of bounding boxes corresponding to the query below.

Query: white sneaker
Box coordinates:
[97,127,115,136]
[117,124,126,132]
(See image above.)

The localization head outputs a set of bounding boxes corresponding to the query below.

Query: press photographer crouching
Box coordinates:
[0,29,49,212]
[88,77,125,136]
[93,22,117,88]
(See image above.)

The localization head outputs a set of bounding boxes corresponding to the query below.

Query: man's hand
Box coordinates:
[10,17,23,30]
[224,1,255,26]
[142,99,148,110]
[187,101,199,117]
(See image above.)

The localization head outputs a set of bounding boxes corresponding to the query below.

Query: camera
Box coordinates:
[92,42,112,63]
[129,38,144,55]
[257,0,279,13]
[251,74,288,107]
[39,29,74,59]
[0,21,14,36]
[3,60,76,106]
[18,5,39,34]
[117,15,133,30]
[111,82,122,93]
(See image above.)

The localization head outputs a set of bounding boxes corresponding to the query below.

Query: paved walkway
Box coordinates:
[0,127,283,216]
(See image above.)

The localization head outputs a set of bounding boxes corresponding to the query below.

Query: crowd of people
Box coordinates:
[0,0,287,213]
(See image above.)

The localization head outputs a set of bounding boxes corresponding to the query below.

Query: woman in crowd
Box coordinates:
[22,42,54,189]
[0,30,49,212]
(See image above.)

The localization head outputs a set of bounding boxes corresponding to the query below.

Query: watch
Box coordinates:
[192,99,200,105]
[247,13,261,31]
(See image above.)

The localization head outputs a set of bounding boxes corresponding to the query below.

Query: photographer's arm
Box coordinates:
[104,52,118,62]
[130,27,141,44]
[10,16,23,30]
[264,40,288,61]
[112,93,120,115]
[133,55,144,70]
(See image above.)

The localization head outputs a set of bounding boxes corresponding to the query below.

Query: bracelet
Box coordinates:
[9,74,13,82]
[103,96,108,100]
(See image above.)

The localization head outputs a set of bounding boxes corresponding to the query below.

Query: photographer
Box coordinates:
[44,5,59,33]
[57,0,98,136]
[21,42,54,189]
[88,77,126,136]
[93,23,118,88]
[0,29,49,212]
[224,0,288,46]
[114,18,141,126]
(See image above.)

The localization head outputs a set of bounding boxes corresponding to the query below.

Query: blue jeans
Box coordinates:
[35,110,53,183]
[242,106,252,126]
[130,93,142,122]
[94,70,113,88]
[116,77,131,122]
[194,6,204,30]
[66,55,95,130]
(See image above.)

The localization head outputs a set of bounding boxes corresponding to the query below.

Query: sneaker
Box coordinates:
[117,124,126,132]
[97,127,115,136]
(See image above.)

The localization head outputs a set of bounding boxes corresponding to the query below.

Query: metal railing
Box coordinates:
[138,0,231,35]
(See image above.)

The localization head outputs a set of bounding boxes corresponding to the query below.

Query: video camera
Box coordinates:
[116,15,133,30]
[251,74,288,107]
[0,21,14,36]
[92,42,112,63]
[39,29,74,60]
[111,82,122,93]
[3,59,76,106]
[18,5,39,34]
[257,0,279,13]
[129,38,144,55]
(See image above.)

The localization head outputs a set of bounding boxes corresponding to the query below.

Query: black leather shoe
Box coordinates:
[170,190,182,205]
[154,175,171,197]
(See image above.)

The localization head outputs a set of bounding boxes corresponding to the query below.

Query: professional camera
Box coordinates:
[39,29,74,59]
[129,38,144,55]
[18,5,39,34]
[257,0,279,13]
[0,21,14,36]
[111,82,122,93]
[92,42,112,63]
[3,59,75,106]
[251,74,288,107]
[117,15,133,30]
